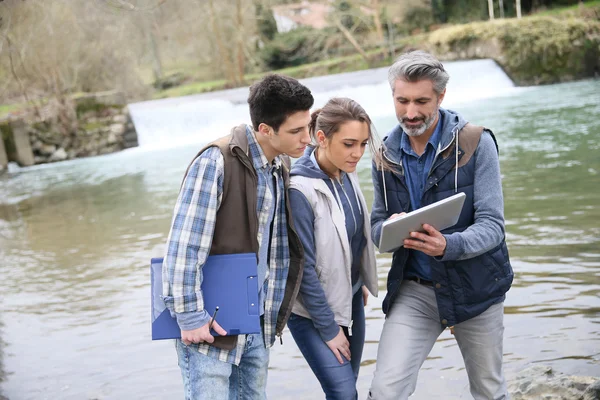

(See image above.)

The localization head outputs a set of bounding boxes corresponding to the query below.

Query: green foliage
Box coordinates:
[255,3,278,42]
[428,16,600,85]
[333,0,369,33]
[0,122,16,158]
[152,72,186,90]
[75,98,120,117]
[336,0,354,29]
[431,0,448,23]
[440,0,489,23]
[259,28,327,70]
[400,6,435,34]
[0,103,24,118]
[537,0,600,19]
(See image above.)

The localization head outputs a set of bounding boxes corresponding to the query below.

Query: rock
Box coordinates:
[509,366,600,400]
[123,133,138,148]
[31,140,43,152]
[110,123,125,135]
[61,137,72,149]
[81,111,96,120]
[49,148,67,162]
[39,144,57,156]
[83,141,94,152]
[99,146,114,155]
[584,381,600,400]
[112,114,127,124]
[107,132,118,145]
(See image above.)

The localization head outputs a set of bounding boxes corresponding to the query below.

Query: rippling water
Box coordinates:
[0,65,599,399]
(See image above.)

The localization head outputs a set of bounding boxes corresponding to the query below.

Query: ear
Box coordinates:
[257,123,273,137]
[316,130,327,147]
[437,88,446,106]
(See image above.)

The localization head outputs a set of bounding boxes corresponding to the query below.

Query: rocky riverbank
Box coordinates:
[509,365,600,399]
[0,91,138,171]
[28,106,137,164]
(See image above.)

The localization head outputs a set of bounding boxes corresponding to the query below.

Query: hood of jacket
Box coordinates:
[290,146,331,180]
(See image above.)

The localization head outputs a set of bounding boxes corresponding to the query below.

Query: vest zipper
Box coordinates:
[382,149,411,211]
[428,126,458,180]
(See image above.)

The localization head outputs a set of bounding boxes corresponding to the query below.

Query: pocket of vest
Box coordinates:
[481,244,514,295]
[455,262,501,305]
[453,245,512,305]
[487,243,513,279]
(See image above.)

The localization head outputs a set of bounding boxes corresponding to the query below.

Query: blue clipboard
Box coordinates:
[151,253,261,340]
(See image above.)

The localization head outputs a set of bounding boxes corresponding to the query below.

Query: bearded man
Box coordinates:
[368,50,513,400]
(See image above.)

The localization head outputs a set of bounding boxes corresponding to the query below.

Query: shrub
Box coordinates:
[401,6,435,34]
[259,28,327,70]
[428,16,600,85]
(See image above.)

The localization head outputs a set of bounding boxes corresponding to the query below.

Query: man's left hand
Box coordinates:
[403,224,447,257]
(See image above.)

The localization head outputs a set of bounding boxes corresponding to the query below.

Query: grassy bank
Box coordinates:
[428,16,600,85]
[153,49,398,99]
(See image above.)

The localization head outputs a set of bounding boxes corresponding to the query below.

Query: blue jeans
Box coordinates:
[287,289,365,400]
[175,333,269,400]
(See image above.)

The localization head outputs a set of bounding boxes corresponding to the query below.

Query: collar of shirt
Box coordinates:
[400,111,443,157]
[246,126,282,172]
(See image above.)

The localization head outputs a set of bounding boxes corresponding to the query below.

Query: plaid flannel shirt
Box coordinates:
[162,127,290,365]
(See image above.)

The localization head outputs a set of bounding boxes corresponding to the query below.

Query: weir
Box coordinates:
[129,59,516,149]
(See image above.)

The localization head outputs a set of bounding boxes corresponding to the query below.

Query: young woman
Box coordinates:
[287,97,380,399]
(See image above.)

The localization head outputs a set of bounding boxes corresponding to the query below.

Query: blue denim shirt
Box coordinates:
[400,112,443,281]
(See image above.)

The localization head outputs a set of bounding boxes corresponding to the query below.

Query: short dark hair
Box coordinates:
[248,74,314,132]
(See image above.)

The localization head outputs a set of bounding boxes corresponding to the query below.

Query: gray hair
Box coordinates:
[388,50,449,95]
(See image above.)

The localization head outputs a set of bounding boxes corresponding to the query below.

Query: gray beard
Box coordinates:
[400,111,438,137]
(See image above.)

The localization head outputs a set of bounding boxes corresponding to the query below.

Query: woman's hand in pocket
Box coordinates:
[326,327,351,364]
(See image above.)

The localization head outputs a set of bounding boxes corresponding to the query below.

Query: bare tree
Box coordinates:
[142,13,163,82]
[235,0,246,84]
[488,0,495,20]
[205,0,253,86]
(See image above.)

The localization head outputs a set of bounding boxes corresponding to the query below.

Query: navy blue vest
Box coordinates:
[380,126,513,327]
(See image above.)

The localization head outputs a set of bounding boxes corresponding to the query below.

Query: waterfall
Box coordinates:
[129,59,519,150]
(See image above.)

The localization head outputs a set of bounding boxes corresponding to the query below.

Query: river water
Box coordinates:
[0,60,598,399]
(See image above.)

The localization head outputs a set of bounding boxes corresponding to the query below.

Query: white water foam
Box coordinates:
[128,59,526,151]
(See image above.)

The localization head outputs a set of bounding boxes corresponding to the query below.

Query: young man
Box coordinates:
[368,51,513,400]
[162,74,314,399]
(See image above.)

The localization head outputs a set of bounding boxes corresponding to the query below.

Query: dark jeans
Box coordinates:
[287,289,365,400]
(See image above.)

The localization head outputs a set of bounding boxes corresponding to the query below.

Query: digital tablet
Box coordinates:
[378,192,466,253]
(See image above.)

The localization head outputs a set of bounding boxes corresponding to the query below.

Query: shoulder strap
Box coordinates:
[179,136,230,189]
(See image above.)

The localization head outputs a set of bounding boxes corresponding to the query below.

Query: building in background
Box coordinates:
[272,1,332,32]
